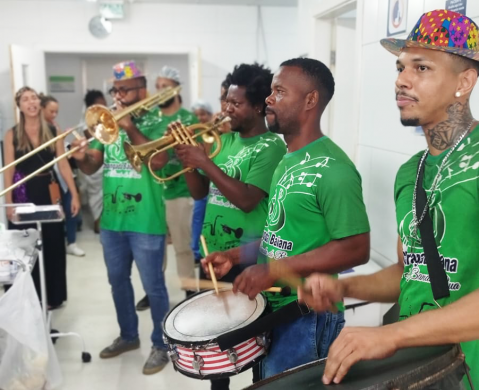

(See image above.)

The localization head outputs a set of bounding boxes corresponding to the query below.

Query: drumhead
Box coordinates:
[164,288,267,344]
[246,345,465,390]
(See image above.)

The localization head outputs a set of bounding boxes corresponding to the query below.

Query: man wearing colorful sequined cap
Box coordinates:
[297,9,479,389]
[72,60,171,375]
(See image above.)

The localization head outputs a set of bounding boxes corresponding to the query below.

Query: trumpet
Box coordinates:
[124,116,230,183]
[0,86,181,198]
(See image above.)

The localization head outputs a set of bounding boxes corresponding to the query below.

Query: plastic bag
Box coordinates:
[0,229,40,283]
[0,271,62,390]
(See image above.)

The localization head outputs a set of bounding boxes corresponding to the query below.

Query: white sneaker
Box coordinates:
[67,243,85,257]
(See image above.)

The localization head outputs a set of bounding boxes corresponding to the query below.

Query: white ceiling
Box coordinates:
[5,0,297,6]
[130,0,297,5]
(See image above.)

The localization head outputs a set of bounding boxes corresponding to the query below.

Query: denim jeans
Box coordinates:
[61,190,79,245]
[191,196,207,261]
[260,310,345,379]
[100,229,169,349]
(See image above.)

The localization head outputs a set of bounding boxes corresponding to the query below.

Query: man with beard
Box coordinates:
[202,58,371,379]
[174,63,286,390]
[71,61,170,375]
[135,66,199,311]
[298,10,479,389]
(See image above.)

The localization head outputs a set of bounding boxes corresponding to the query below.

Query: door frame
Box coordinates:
[310,0,363,162]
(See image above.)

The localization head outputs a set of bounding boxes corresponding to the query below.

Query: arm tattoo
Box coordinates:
[427,100,474,150]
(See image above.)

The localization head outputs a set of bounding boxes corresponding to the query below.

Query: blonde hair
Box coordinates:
[14,87,55,152]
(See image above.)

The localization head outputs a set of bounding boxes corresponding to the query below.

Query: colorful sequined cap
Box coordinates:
[381,9,479,61]
[112,60,144,81]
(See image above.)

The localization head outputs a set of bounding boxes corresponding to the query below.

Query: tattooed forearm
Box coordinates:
[427,100,474,150]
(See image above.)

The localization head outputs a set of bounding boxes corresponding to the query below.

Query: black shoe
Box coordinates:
[136,295,150,311]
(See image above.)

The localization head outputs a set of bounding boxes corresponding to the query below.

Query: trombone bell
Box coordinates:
[85,105,119,145]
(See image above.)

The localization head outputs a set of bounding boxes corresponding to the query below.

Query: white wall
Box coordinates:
[0,1,299,136]
[299,0,479,267]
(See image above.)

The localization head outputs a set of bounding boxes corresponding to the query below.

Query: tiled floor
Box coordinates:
[51,223,252,390]
[4,214,387,390]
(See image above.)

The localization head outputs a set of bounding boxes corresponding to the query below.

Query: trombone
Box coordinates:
[0,85,181,198]
[124,116,230,183]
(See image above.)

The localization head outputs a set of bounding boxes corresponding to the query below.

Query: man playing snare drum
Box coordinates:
[203,58,371,379]
[299,9,479,389]
[175,62,286,390]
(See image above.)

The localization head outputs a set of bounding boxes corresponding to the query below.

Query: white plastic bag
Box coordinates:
[0,271,62,390]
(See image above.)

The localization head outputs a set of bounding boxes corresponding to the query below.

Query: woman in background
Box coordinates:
[3,86,80,308]
[41,94,85,256]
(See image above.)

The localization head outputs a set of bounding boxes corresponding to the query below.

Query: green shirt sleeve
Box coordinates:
[317,162,370,240]
[244,141,286,194]
[90,138,105,153]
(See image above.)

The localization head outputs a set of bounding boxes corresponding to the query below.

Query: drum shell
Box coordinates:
[163,289,269,379]
[246,345,468,390]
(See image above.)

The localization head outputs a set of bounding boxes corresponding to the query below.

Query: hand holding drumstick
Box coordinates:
[200,244,339,312]
[200,235,219,295]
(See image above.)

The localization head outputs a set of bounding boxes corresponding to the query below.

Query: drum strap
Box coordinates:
[217,300,309,351]
[416,159,450,301]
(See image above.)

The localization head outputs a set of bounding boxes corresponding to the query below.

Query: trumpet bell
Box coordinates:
[123,142,143,173]
[85,105,119,145]
[188,123,217,144]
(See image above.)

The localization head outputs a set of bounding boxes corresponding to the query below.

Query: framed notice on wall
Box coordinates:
[388,0,408,37]
[49,76,75,93]
[445,0,467,14]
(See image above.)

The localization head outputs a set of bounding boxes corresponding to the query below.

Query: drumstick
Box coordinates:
[268,260,338,313]
[200,235,219,295]
[180,278,292,296]
[268,259,303,289]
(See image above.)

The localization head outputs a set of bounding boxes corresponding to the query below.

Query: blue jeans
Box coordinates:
[260,310,345,379]
[62,190,80,245]
[191,197,207,260]
[100,229,169,349]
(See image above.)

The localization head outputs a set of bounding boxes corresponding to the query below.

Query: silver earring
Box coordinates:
[455,92,461,98]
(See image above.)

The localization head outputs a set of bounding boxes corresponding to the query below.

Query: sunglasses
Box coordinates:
[108,86,142,97]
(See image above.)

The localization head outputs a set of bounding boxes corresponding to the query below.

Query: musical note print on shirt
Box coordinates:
[267,152,334,232]
[217,136,279,181]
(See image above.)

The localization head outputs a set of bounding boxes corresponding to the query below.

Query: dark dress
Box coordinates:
[8,126,67,308]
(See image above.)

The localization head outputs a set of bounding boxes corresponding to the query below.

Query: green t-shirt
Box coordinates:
[90,107,166,235]
[155,107,199,200]
[258,136,370,310]
[395,125,479,389]
[201,131,286,254]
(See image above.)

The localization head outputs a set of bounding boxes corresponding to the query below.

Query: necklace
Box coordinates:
[408,120,474,245]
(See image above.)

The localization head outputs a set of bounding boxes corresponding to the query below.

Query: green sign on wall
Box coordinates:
[49,76,75,93]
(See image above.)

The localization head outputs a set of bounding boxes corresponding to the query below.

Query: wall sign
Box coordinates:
[49,76,75,93]
[445,0,467,14]
[388,0,408,37]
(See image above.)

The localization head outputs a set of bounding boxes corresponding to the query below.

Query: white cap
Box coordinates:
[158,65,181,84]
[191,100,213,114]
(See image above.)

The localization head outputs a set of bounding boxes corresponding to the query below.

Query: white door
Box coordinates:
[9,44,47,122]
[329,16,358,160]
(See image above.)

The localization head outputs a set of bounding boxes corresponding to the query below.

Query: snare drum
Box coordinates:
[163,288,269,379]
[246,345,468,390]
